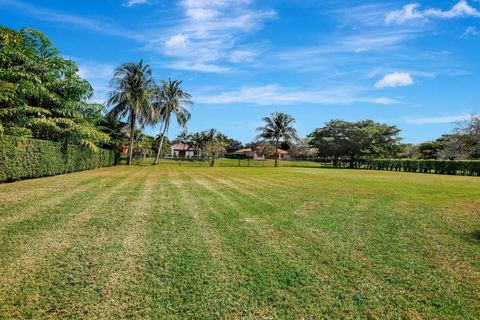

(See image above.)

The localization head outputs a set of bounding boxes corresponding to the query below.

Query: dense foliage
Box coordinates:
[327,158,479,176]
[107,60,157,165]
[256,112,298,167]
[153,79,192,165]
[308,119,402,167]
[0,26,109,150]
[0,135,115,182]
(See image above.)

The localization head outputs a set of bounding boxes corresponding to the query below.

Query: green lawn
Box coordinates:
[1,165,479,319]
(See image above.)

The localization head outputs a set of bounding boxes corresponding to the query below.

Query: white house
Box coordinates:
[170,144,201,158]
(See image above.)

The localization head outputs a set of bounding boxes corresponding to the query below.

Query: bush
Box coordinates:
[224,152,248,159]
[0,135,116,182]
[364,159,480,176]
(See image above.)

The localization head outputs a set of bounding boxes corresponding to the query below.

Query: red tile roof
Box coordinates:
[236,148,253,153]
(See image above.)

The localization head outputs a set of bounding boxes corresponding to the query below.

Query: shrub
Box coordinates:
[224,152,248,159]
[0,135,116,182]
[364,159,480,176]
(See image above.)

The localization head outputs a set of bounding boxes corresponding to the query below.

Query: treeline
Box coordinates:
[329,159,480,176]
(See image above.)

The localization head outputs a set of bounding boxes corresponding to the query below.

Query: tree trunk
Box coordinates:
[127,112,136,166]
[274,139,279,167]
[153,124,169,165]
[349,154,355,168]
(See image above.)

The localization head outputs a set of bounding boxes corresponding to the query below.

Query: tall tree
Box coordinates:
[201,129,228,167]
[153,79,192,165]
[256,112,298,167]
[309,119,401,167]
[0,26,109,149]
[225,138,243,153]
[106,60,156,165]
[445,114,480,159]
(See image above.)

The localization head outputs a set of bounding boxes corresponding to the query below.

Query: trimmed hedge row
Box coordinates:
[364,159,480,176]
[224,152,248,160]
[0,135,116,182]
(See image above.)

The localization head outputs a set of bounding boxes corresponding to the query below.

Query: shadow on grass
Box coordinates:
[463,230,480,243]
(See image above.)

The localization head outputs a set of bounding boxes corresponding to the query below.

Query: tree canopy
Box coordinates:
[0,26,109,150]
[256,112,298,167]
[308,119,402,167]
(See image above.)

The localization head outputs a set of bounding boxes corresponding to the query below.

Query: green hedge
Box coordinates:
[224,152,248,159]
[364,159,480,176]
[0,136,116,182]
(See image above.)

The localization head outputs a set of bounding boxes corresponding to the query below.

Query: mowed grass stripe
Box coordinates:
[0,167,132,261]
[170,171,266,318]
[25,167,151,319]
[0,172,125,227]
[94,166,161,318]
[0,167,148,318]
[141,169,223,318]
[0,167,120,210]
[176,171,328,318]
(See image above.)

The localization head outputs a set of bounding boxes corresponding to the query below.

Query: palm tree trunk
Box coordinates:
[153,123,169,165]
[127,112,136,166]
[274,139,279,167]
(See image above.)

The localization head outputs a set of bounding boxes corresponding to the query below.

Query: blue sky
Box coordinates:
[1,0,480,143]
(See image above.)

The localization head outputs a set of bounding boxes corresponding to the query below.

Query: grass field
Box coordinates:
[1,164,479,319]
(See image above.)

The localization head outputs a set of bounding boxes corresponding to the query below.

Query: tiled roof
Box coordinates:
[171,144,191,151]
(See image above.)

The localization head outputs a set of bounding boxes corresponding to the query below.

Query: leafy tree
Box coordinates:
[289,138,317,158]
[190,132,206,155]
[200,129,227,167]
[153,79,192,165]
[107,60,156,165]
[417,139,447,159]
[446,114,480,159]
[96,116,128,151]
[309,119,401,167]
[154,134,171,158]
[256,112,299,167]
[226,138,243,152]
[0,26,109,149]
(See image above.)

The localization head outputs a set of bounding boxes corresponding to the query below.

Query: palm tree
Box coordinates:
[190,132,205,157]
[153,79,192,165]
[107,60,156,165]
[256,112,299,167]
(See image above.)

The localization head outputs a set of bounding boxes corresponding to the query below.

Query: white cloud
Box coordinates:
[152,0,275,72]
[1,0,143,40]
[194,84,398,106]
[404,114,469,125]
[425,0,480,18]
[229,50,257,63]
[386,4,424,24]
[386,1,480,24]
[462,26,480,37]
[375,72,414,89]
[168,61,231,73]
[123,0,148,7]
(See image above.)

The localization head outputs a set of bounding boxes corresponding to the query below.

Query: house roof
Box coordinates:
[171,143,191,151]
[274,148,288,155]
[236,148,253,153]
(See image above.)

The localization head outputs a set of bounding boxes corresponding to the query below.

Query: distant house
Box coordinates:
[120,145,129,155]
[273,148,290,160]
[171,144,201,158]
[235,148,256,158]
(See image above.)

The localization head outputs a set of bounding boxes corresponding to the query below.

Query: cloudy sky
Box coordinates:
[1,0,480,143]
